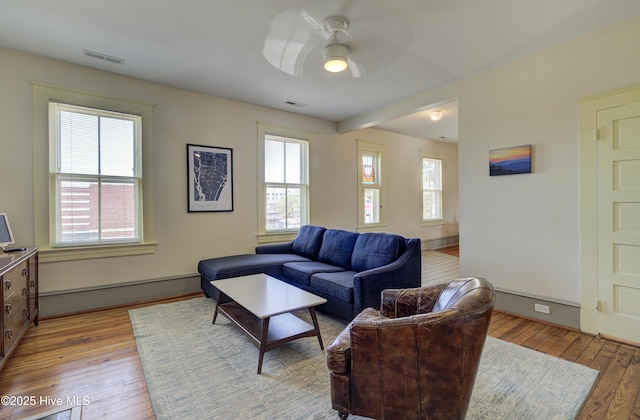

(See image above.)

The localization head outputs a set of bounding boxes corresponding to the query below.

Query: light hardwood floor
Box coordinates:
[1,256,639,419]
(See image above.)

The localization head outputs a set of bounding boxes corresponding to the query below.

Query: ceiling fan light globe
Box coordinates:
[324,58,348,72]
[323,44,349,72]
[429,110,443,121]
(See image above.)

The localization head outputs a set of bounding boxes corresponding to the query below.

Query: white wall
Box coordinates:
[0,47,457,298]
[458,15,640,303]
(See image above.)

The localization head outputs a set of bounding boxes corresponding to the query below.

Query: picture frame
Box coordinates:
[186,144,233,212]
[489,144,532,176]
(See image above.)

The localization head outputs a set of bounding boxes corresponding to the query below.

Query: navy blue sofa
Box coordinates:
[198,225,422,321]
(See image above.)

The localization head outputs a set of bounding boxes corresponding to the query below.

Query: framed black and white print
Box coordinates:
[187,144,233,212]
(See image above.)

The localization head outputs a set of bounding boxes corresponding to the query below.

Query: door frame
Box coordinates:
[579,83,640,335]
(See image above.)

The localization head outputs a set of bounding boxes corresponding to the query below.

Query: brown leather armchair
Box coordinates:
[326,277,495,419]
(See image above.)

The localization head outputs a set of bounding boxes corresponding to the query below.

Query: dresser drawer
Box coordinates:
[4,290,28,324]
[3,315,27,353]
[2,261,28,301]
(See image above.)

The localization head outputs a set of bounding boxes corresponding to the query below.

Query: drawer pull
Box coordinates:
[5,304,12,314]
[5,330,13,340]
[22,288,28,297]
[22,267,28,276]
[4,280,11,290]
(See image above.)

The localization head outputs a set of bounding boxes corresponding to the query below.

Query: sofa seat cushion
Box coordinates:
[292,225,327,259]
[282,261,345,287]
[351,233,406,272]
[317,229,359,269]
[310,271,357,303]
[198,254,310,280]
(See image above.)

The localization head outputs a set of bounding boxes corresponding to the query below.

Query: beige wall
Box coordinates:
[0,47,457,299]
[458,15,640,304]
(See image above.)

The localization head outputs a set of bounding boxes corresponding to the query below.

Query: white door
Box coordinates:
[596,102,640,345]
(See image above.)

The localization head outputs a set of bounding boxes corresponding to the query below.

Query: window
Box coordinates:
[357,140,385,231]
[32,82,156,262]
[422,154,444,224]
[49,102,142,246]
[258,123,310,242]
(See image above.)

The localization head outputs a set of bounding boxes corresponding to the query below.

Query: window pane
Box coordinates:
[422,157,443,221]
[59,110,99,174]
[286,187,303,229]
[364,188,380,224]
[422,159,441,189]
[423,191,442,220]
[266,187,286,230]
[101,117,135,177]
[285,142,301,184]
[265,139,284,183]
[57,178,98,243]
[362,154,376,184]
[56,178,138,243]
[100,181,137,240]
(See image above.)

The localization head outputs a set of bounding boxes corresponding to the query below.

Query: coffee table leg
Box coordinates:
[308,307,324,350]
[212,290,227,324]
[257,317,270,374]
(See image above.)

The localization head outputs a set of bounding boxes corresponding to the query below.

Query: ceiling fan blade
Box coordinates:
[262,7,328,76]
[262,0,412,79]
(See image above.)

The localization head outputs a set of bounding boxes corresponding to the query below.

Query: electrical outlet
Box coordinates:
[534,304,550,314]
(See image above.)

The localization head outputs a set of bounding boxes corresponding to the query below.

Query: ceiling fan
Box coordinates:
[261,1,412,79]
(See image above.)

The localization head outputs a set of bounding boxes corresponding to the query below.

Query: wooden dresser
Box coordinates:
[0,247,38,370]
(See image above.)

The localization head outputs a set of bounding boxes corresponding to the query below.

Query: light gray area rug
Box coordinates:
[129,297,598,419]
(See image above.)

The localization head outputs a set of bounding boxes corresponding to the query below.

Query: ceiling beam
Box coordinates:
[336,82,459,133]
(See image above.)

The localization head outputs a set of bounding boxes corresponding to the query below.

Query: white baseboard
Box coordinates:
[494,288,581,330]
[422,235,459,250]
[38,270,582,331]
[40,275,202,317]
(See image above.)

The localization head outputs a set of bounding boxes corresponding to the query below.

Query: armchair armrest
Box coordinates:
[327,307,380,373]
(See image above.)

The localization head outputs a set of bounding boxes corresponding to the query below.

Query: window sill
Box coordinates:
[421,219,446,227]
[38,242,157,263]
[356,224,387,233]
[257,232,297,244]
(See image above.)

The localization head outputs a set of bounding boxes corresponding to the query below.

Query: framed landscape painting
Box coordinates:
[187,144,233,212]
[489,144,532,176]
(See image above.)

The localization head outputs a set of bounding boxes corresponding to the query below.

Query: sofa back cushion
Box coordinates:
[318,229,359,269]
[351,233,406,272]
[292,225,326,259]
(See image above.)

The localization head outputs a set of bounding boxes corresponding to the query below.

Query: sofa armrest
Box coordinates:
[327,307,380,374]
[352,238,421,315]
[255,241,294,254]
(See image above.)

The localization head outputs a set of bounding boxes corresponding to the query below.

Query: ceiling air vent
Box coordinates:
[83,49,125,65]
[284,100,307,108]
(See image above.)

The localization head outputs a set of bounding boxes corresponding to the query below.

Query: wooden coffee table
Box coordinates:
[211,273,327,374]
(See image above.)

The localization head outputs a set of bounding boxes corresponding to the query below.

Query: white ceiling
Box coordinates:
[2,0,639,142]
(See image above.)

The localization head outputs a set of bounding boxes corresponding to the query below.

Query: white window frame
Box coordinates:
[49,102,143,247]
[357,139,385,232]
[257,122,311,243]
[32,82,156,262]
[421,151,446,227]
